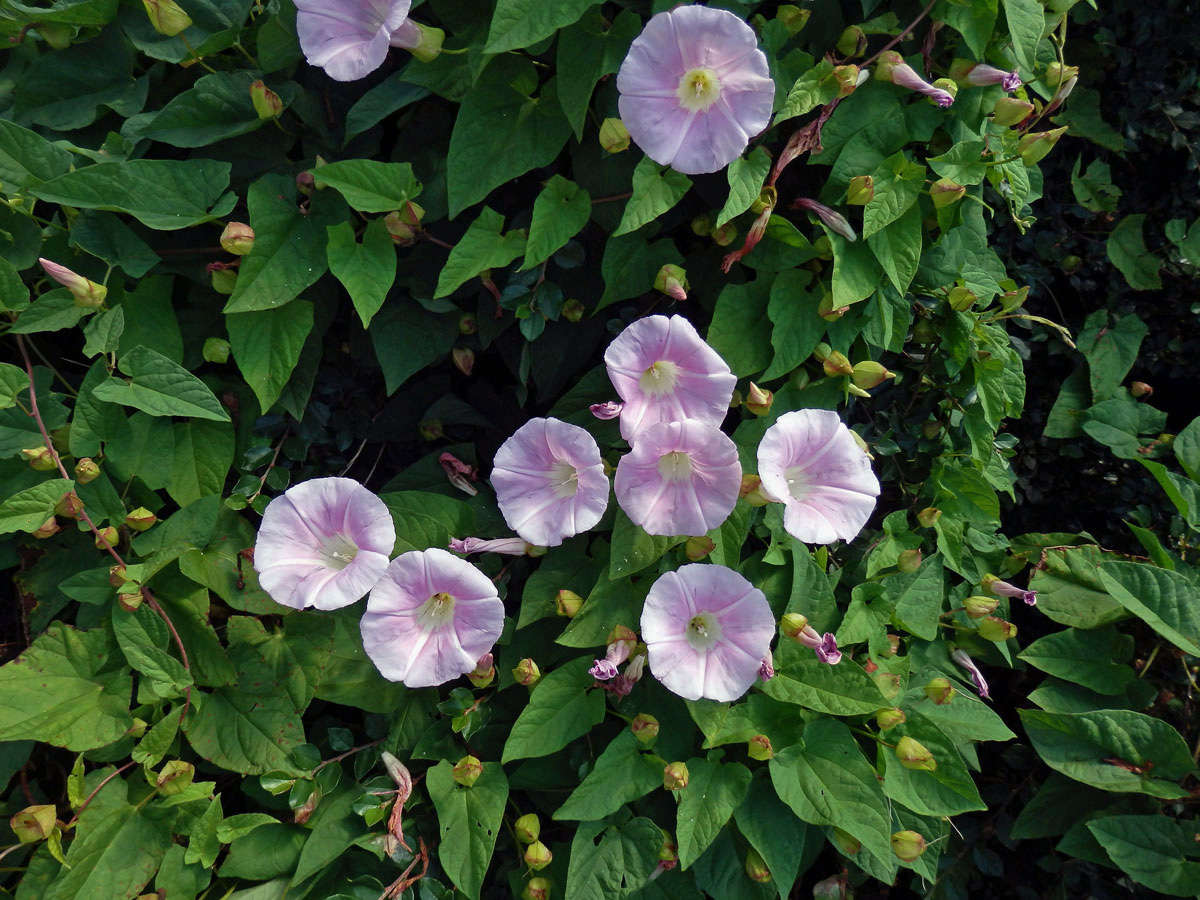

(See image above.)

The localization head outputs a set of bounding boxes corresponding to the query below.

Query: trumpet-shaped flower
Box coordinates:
[604,315,736,442]
[360,548,504,687]
[757,410,880,545]
[614,420,741,536]
[616,5,775,174]
[295,0,433,82]
[491,417,609,547]
[254,477,395,611]
[641,564,775,702]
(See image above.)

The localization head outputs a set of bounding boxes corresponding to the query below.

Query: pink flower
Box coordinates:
[951,648,991,699]
[616,5,775,175]
[797,626,842,665]
[589,640,632,681]
[614,420,741,536]
[449,537,528,556]
[254,477,395,611]
[757,410,880,545]
[984,574,1037,606]
[360,547,504,687]
[604,315,736,442]
[877,52,955,107]
[641,564,775,702]
[490,417,609,547]
[295,0,436,82]
[966,63,1022,92]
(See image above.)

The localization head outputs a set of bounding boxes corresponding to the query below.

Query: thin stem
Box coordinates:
[312,738,383,775]
[1138,641,1162,679]
[249,427,290,502]
[65,761,136,828]
[591,191,632,205]
[862,0,938,68]
[24,336,78,397]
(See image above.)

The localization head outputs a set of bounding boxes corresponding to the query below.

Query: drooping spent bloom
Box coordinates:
[781,613,842,664]
[590,626,638,680]
[295,0,442,83]
[38,258,106,308]
[614,420,742,536]
[491,417,609,547]
[254,477,395,611]
[792,198,857,242]
[616,5,775,175]
[439,452,478,496]
[604,315,736,442]
[951,648,991,699]
[449,537,529,556]
[360,548,504,687]
[757,409,880,545]
[876,51,955,107]
[590,401,624,420]
[965,63,1022,92]
[641,564,776,702]
[758,650,775,681]
[599,651,648,698]
[982,573,1037,606]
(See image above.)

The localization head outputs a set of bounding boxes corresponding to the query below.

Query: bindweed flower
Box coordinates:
[360,548,505,687]
[616,5,774,175]
[654,264,689,302]
[792,198,857,242]
[491,417,609,547]
[641,564,775,702]
[38,258,106,308]
[614,420,742,537]
[295,0,443,82]
[604,315,736,442]
[590,400,624,420]
[781,613,842,665]
[965,62,1022,92]
[983,573,1037,606]
[952,647,991,699]
[449,537,529,556]
[254,477,395,611]
[757,410,880,545]
[876,51,955,107]
[589,636,633,681]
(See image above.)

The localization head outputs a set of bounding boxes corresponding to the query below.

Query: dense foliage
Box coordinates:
[1,1,1197,899]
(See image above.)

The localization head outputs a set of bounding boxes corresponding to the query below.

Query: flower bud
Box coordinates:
[562,299,585,322]
[850,361,894,390]
[738,383,773,418]
[847,175,874,206]
[1017,127,1068,166]
[1130,381,1153,398]
[876,707,906,730]
[452,348,475,377]
[523,877,552,900]
[923,676,957,705]
[599,118,631,154]
[776,5,811,34]
[710,222,738,247]
[659,830,678,864]
[916,507,941,527]
[896,549,922,573]
[124,507,157,532]
[963,595,1000,618]
[468,653,495,688]
[895,736,937,771]
[891,830,928,861]
[23,446,57,472]
[109,564,129,587]
[418,420,443,441]
[94,526,119,550]
[831,828,861,855]
[384,202,425,245]
[947,286,977,311]
[152,760,195,795]
[874,672,902,700]
[33,517,60,539]
[690,213,713,237]
[685,535,715,561]
[452,755,483,787]
[912,319,937,345]
[747,734,773,761]
[813,235,833,260]
[930,178,965,209]
[832,65,861,98]
[654,264,689,302]
[512,658,541,687]
[556,589,583,618]
[1044,62,1080,86]
[977,616,1017,642]
[458,312,477,335]
[249,81,283,119]
[10,806,57,844]
[780,613,809,640]
[837,25,867,57]
[514,813,541,844]
[220,223,255,256]
[296,171,315,196]
[739,474,771,507]
[793,198,857,242]
[210,266,237,295]
[524,840,553,871]
[745,847,772,883]
[663,761,689,791]
[202,337,231,364]
[55,491,84,520]
[992,96,1034,126]
[822,350,854,377]
[119,588,143,612]
[142,0,192,37]
[631,713,659,743]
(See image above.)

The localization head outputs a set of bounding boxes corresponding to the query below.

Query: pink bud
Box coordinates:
[38,258,106,307]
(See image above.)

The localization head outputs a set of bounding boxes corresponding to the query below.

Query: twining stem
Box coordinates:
[312,738,384,775]
[862,0,939,69]
[65,760,136,828]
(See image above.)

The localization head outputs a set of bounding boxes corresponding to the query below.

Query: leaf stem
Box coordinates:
[65,760,136,828]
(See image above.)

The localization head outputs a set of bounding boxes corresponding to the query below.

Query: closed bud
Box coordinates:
[458,312,477,335]
[468,653,495,688]
[11,805,58,844]
[832,65,861,98]
[663,761,689,791]
[296,171,315,196]
[36,22,73,49]
[659,831,678,863]
[978,616,1017,642]
[745,847,772,883]
[523,877,552,900]
[562,299,585,322]
[812,343,832,363]
[876,707,906,730]
[850,361,894,390]
[947,286,977,311]
[691,213,713,236]
[874,671,902,700]
[119,588,143,611]
[748,734,773,761]
[23,446,57,471]
[125,507,157,532]
[740,474,771,507]
[896,549,922,573]
[524,840,553,871]
[777,5,811,34]
[837,25,867,57]
[1017,127,1068,166]
[895,736,937,771]
[384,202,426,244]
[930,178,965,208]
[916,507,941,527]
[891,830,928,861]
[210,266,237,295]
[813,234,833,260]
[745,382,773,416]
[74,457,100,484]
[685,535,715,561]
[452,755,483,787]
[963,595,1000,618]
[923,676,957,705]
[33,517,60,539]
[1044,62,1080,86]
[847,175,874,205]
[203,337,231,364]
[822,350,854,377]
[832,827,861,855]
[94,526,119,550]
[631,713,660,743]
[514,813,541,844]
[780,613,809,640]
[110,565,129,587]
[818,292,850,322]
[418,420,443,441]
[1000,285,1030,311]
[142,0,193,36]
[247,80,282,119]
[599,118,631,154]
[710,222,738,247]
[654,264,689,302]
[512,658,541,687]
[992,96,1034,126]
[54,492,82,520]
[452,348,475,377]
[1130,381,1153,398]
[556,589,583,618]
[220,222,255,255]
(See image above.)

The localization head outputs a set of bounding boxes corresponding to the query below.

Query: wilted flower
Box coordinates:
[614,420,741,537]
[757,410,880,545]
[449,537,528,556]
[491,417,609,547]
[792,198,857,242]
[982,573,1037,606]
[952,647,991,699]
[876,51,955,107]
[966,63,1022,92]
[616,5,774,175]
[589,633,633,681]
[590,401,624,420]
[360,548,505,687]
[641,564,775,702]
[604,315,736,442]
[254,477,395,611]
[438,452,478,496]
[295,0,443,82]
[780,613,842,664]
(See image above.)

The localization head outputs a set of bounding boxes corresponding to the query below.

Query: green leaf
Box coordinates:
[69,210,156,284]
[1095,561,1200,656]
[486,0,600,52]
[81,306,125,358]
[558,573,650,648]
[614,157,692,237]
[312,608,408,713]
[867,203,922,294]
[927,141,988,186]
[369,302,460,394]
[10,289,88,334]
[383,490,474,554]
[566,817,662,900]
[884,552,944,640]
[555,10,641,138]
[775,60,837,122]
[901,669,1016,743]
[312,160,420,213]
[427,760,508,900]
[676,758,752,868]
[0,118,74,189]
[1174,415,1200,480]
[0,623,132,750]
[0,363,29,410]
[522,175,591,270]
[435,207,527,299]
[326,220,395,328]
[761,270,823,382]
[1019,626,1135,695]
[0,478,73,534]
[92,345,231,422]
[137,71,270,148]
[169,419,235,507]
[1029,545,1127,628]
[112,605,193,699]
[1020,708,1194,798]
[292,787,367,884]
[31,159,235,230]
[609,509,686,578]
[502,657,605,763]
[1003,0,1045,70]
[881,718,986,817]
[1106,215,1163,290]
[1088,815,1200,897]
[863,152,926,239]
[224,174,331,313]
[716,148,771,228]
[761,653,886,716]
[554,729,663,821]
[0,257,30,312]
[446,56,573,217]
[709,277,774,378]
[829,230,883,308]
[598,233,682,312]
[734,773,813,900]
[227,301,314,413]
[1076,311,1149,402]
